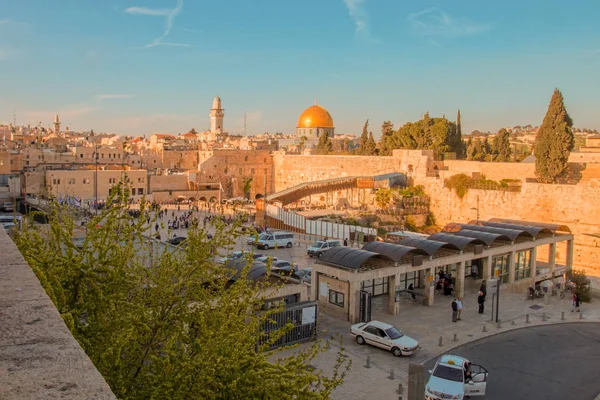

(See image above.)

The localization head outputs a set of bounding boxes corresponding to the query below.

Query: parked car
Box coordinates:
[1,202,14,212]
[168,236,187,246]
[296,268,311,283]
[218,251,264,264]
[255,255,278,264]
[425,355,488,400]
[307,240,341,257]
[256,231,296,250]
[270,260,292,272]
[350,320,419,357]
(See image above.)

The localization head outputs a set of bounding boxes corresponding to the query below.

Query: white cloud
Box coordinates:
[97,94,135,101]
[407,8,490,37]
[126,0,189,48]
[343,0,377,42]
[125,7,173,17]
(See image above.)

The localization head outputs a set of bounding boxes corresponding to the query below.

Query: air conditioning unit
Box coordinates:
[474,244,484,255]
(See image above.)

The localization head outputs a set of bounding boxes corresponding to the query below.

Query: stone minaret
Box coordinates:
[53,114,61,135]
[210,96,224,134]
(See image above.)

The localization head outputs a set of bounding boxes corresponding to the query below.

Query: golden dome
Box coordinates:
[297,104,334,128]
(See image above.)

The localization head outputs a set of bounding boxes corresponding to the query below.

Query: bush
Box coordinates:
[445,174,472,199]
[404,216,418,232]
[425,212,437,227]
[570,269,591,303]
[398,185,426,197]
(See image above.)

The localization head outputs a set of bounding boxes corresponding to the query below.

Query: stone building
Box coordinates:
[197,149,273,199]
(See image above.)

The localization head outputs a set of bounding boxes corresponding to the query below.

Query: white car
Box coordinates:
[350,320,419,357]
[425,355,488,400]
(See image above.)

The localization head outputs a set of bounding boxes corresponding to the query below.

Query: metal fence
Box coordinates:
[259,301,318,349]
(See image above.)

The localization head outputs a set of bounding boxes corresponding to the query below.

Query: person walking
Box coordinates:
[478,290,485,314]
[456,297,463,320]
[572,293,581,312]
[343,238,348,247]
[480,280,487,300]
[451,298,458,322]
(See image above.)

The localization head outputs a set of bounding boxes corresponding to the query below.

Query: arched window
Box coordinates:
[244,156,248,162]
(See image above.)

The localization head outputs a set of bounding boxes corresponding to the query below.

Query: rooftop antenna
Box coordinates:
[244,112,247,135]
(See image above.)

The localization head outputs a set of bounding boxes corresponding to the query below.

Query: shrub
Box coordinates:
[570,269,591,303]
[445,174,472,198]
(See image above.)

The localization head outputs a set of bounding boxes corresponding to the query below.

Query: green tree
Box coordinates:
[316,132,333,154]
[493,128,512,162]
[14,182,350,399]
[378,121,394,155]
[357,119,369,155]
[534,88,574,183]
[456,110,462,137]
[363,131,377,155]
[375,188,392,210]
[298,135,308,152]
[243,176,253,199]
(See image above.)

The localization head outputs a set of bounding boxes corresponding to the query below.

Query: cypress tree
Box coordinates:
[534,89,574,183]
[365,131,378,155]
[493,128,512,162]
[456,110,462,136]
[358,119,369,155]
[316,132,333,155]
[379,121,394,155]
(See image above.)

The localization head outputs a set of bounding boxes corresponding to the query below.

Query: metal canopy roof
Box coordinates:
[228,261,269,282]
[398,237,461,256]
[428,233,486,251]
[318,247,392,270]
[488,218,571,234]
[450,229,511,246]
[471,220,548,238]
[443,222,533,242]
[362,242,428,262]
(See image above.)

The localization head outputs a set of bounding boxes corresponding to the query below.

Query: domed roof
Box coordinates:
[297,104,334,128]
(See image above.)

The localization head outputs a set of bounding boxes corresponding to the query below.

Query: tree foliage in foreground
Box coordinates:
[14,181,350,399]
[534,88,574,183]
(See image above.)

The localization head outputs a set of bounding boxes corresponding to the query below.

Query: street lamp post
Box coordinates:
[91,130,98,216]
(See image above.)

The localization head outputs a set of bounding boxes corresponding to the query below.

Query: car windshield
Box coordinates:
[259,234,269,240]
[433,365,464,382]
[385,327,404,340]
[312,241,325,248]
[297,270,309,277]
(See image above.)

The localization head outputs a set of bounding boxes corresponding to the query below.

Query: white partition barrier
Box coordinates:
[266,205,376,239]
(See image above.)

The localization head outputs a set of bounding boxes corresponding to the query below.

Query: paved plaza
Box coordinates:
[129,206,600,399]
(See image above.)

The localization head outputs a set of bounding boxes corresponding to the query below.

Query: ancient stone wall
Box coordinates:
[416,176,600,274]
[439,160,536,181]
[0,228,116,399]
[198,150,273,199]
[272,151,404,192]
[149,174,189,192]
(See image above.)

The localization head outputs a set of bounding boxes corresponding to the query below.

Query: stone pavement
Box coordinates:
[285,277,600,400]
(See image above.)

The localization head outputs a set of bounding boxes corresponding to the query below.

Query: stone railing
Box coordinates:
[0,228,116,400]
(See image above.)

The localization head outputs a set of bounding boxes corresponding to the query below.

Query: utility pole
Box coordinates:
[92,130,98,216]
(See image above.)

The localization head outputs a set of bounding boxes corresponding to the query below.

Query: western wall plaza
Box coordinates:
[2,3,600,399]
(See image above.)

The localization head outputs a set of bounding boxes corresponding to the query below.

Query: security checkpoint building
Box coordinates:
[310,219,573,323]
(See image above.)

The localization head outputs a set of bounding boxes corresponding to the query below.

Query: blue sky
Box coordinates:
[1,0,599,137]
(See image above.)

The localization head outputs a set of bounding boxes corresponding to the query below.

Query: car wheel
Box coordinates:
[263,244,269,250]
[356,335,365,345]
[286,242,292,248]
[308,254,312,258]
[392,347,402,357]
[317,252,322,258]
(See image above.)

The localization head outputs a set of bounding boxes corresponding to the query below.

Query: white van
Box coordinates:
[307,240,342,257]
[256,231,296,250]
